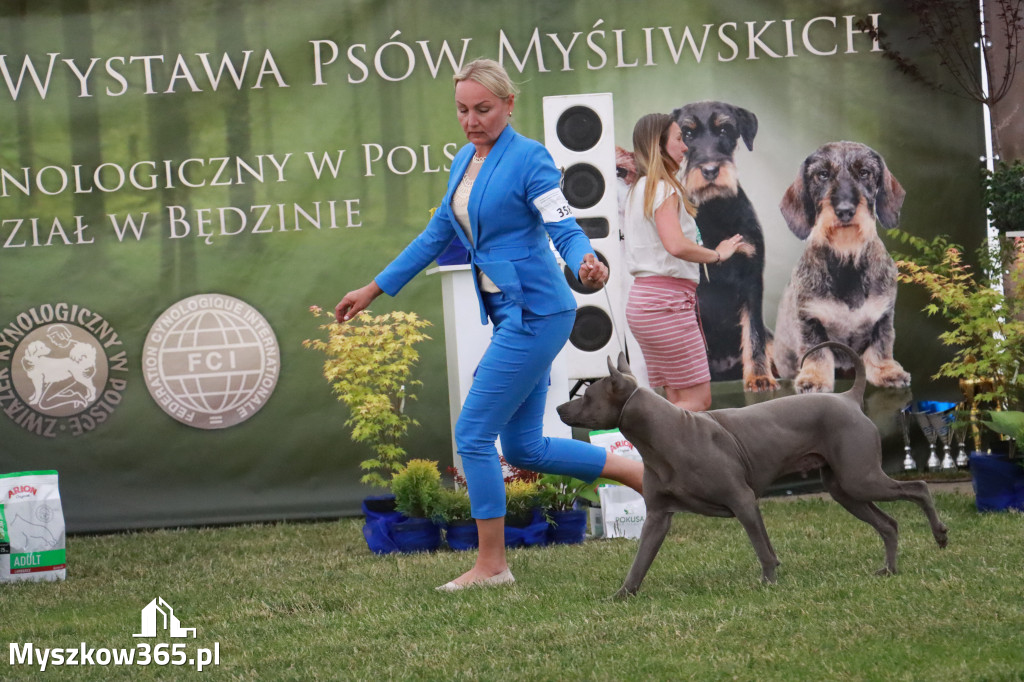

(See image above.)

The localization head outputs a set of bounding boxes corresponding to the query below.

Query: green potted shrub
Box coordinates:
[894,229,1024,510]
[504,478,547,547]
[389,459,444,552]
[434,486,477,551]
[537,474,601,544]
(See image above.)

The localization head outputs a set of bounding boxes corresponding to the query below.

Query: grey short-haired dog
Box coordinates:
[774,141,911,393]
[557,343,947,598]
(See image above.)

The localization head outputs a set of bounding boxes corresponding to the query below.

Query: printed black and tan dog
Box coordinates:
[672,101,778,392]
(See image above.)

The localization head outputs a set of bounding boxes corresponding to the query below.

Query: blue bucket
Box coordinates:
[969,452,1024,512]
[547,509,588,544]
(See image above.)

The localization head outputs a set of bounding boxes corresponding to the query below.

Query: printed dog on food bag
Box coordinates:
[773,141,911,393]
[556,342,948,598]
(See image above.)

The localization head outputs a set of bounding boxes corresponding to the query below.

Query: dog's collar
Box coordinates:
[616,386,641,431]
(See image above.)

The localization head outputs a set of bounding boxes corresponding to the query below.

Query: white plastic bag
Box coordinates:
[598,485,647,539]
[1,470,67,583]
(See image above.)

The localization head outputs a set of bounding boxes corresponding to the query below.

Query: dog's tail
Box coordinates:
[798,342,866,405]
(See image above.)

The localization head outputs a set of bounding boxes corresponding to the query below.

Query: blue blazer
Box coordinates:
[374,125,594,326]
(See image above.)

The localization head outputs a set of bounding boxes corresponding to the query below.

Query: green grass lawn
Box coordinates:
[2,492,1022,681]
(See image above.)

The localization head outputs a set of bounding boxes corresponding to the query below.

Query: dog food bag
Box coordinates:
[589,429,641,462]
[598,485,647,540]
[0,470,67,583]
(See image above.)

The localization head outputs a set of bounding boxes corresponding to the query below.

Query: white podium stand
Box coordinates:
[427,265,572,473]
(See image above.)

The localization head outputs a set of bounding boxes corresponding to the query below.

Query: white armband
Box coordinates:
[534,187,573,223]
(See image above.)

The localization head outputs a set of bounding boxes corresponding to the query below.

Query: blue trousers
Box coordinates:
[456,291,607,519]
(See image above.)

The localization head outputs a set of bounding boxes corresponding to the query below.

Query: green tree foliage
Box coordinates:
[893,230,1024,447]
[984,160,1024,234]
[304,306,431,488]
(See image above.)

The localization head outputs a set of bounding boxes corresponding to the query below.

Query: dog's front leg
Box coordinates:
[863,312,910,388]
[615,510,673,599]
[740,304,778,392]
[793,317,834,393]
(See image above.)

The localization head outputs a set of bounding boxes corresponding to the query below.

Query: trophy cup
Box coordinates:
[913,410,941,471]
[899,406,917,471]
[932,409,956,470]
[953,414,970,468]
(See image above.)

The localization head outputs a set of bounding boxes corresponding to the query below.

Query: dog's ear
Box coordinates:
[780,162,815,240]
[874,161,906,229]
[606,355,621,380]
[730,105,758,151]
[616,352,631,376]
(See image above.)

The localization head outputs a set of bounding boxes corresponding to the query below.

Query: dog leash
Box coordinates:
[602,284,628,358]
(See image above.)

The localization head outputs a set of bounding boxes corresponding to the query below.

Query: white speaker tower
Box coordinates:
[542,93,626,381]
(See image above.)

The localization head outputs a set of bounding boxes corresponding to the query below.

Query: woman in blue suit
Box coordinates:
[337,59,643,591]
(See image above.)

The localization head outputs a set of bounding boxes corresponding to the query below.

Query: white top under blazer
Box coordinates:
[623,177,701,283]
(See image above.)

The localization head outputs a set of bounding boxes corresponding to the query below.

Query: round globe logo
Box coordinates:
[143,294,280,429]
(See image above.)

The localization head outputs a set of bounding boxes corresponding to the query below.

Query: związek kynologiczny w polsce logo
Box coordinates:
[9,597,221,672]
[0,303,128,438]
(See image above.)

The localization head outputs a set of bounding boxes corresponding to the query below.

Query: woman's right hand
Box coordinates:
[714,235,755,262]
[335,281,383,322]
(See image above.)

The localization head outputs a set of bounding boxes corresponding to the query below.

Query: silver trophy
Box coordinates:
[934,410,956,470]
[913,410,942,471]
[953,418,970,468]
[899,406,917,471]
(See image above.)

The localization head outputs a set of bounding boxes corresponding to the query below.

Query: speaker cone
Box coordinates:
[562,164,605,209]
[555,105,603,152]
[569,306,613,352]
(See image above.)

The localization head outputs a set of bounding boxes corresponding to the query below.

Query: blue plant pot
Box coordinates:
[969,452,1024,512]
[391,516,442,553]
[444,520,479,551]
[547,509,588,544]
[504,509,549,548]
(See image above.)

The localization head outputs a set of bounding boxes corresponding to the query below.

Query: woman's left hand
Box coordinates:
[578,253,609,290]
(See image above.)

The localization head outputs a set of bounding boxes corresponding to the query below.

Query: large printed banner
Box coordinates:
[0,1,983,531]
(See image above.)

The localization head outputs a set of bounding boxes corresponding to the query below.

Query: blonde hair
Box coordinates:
[630,113,697,219]
[453,58,520,99]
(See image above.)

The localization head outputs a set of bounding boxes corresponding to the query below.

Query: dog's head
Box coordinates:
[671,101,758,204]
[24,340,51,359]
[780,141,905,259]
[556,353,638,431]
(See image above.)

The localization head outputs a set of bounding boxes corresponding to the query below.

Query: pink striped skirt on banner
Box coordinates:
[625,275,710,389]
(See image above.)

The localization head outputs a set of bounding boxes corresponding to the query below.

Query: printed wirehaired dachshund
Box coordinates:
[774,141,911,393]
[672,101,778,392]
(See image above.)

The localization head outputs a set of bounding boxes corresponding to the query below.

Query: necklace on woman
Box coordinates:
[472,154,487,164]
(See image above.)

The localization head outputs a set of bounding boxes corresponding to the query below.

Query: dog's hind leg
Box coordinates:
[833,470,949,551]
[615,510,673,599]
[823,470,900,575]
[730,494,781,583]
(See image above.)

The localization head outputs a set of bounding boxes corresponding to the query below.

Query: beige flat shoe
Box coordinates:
[435,568,515,592]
